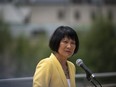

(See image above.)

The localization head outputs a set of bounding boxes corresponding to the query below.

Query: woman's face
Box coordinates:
[58,36,76,59]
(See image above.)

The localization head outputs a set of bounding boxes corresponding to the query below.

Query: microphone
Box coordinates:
[76,59,95,81]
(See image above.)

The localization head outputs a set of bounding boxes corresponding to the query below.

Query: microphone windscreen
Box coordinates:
[76,59,83,66]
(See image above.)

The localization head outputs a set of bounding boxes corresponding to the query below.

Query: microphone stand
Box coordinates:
[86,73,102,87]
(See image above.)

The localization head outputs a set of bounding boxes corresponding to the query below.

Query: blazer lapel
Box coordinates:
[67,61,76,87]
[50,53,68,87]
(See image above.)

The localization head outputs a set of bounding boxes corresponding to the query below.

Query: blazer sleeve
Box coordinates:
[33,58,52,87]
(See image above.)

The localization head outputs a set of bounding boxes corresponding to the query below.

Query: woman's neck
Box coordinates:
[54,52,67,66]
[54,52,70,79]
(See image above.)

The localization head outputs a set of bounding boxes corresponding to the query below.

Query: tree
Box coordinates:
[83,18,116,72]
[0,19,13,78]
[0,18,50,78]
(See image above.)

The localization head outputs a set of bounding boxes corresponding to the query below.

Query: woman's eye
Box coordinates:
[71,42,75,45]
[63,40,68,43]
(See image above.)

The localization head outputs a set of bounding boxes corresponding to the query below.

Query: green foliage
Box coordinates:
[0,19,51,78]
[0,19,13,78]
[77,18,116,73]
[12,35,50,77]
[0,20,12,53]
[69,18,116,73]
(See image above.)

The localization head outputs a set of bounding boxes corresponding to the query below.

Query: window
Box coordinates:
[90,11,96,21]
[104,0,116,5]
[71,0,82,4]
[74,10,80,20]
[58,10,65,20]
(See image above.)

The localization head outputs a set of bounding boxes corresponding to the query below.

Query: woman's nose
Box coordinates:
[67,43,71,48]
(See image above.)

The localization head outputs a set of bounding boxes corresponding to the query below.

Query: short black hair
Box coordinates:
[49,26,79,54]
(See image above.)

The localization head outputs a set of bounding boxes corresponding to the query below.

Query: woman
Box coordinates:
[33,26,79,87]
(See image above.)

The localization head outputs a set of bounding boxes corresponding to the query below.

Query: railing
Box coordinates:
[0,72,116,87]
[75,72,116,87]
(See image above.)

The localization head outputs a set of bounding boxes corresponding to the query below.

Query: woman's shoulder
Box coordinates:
[36,57,52,68]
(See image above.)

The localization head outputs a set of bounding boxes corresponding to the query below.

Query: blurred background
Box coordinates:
[0,0,116,87]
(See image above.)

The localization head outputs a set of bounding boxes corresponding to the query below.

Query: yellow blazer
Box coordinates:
[33,53,76,87]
